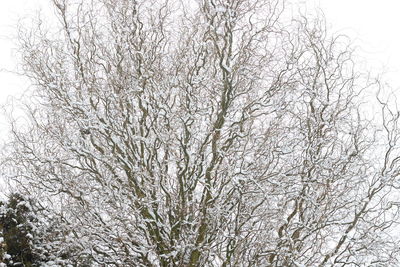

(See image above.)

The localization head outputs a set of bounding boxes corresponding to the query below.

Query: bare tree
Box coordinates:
[3,0,400,266]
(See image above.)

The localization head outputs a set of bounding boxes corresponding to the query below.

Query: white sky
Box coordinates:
[0,0,48,139]
[0,0,399,134]
[318,0,400,83]
[0,0,47,94]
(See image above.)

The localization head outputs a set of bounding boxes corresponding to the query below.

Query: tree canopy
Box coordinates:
[2,0,400,266]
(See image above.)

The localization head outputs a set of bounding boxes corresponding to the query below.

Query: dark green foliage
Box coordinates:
[0,194,37,266]
[0,194,92,266]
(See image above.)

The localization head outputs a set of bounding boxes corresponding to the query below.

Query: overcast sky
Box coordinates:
[0,0,399,134]
[318,0,400,82]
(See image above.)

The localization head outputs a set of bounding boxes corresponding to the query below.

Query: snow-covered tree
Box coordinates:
[0,193,84,266]
[4,0,400,266]
[0,194,36,266]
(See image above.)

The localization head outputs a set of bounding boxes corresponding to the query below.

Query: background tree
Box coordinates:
[0,193,83,266]
[0,194,36,266]
[3,0,400,266]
